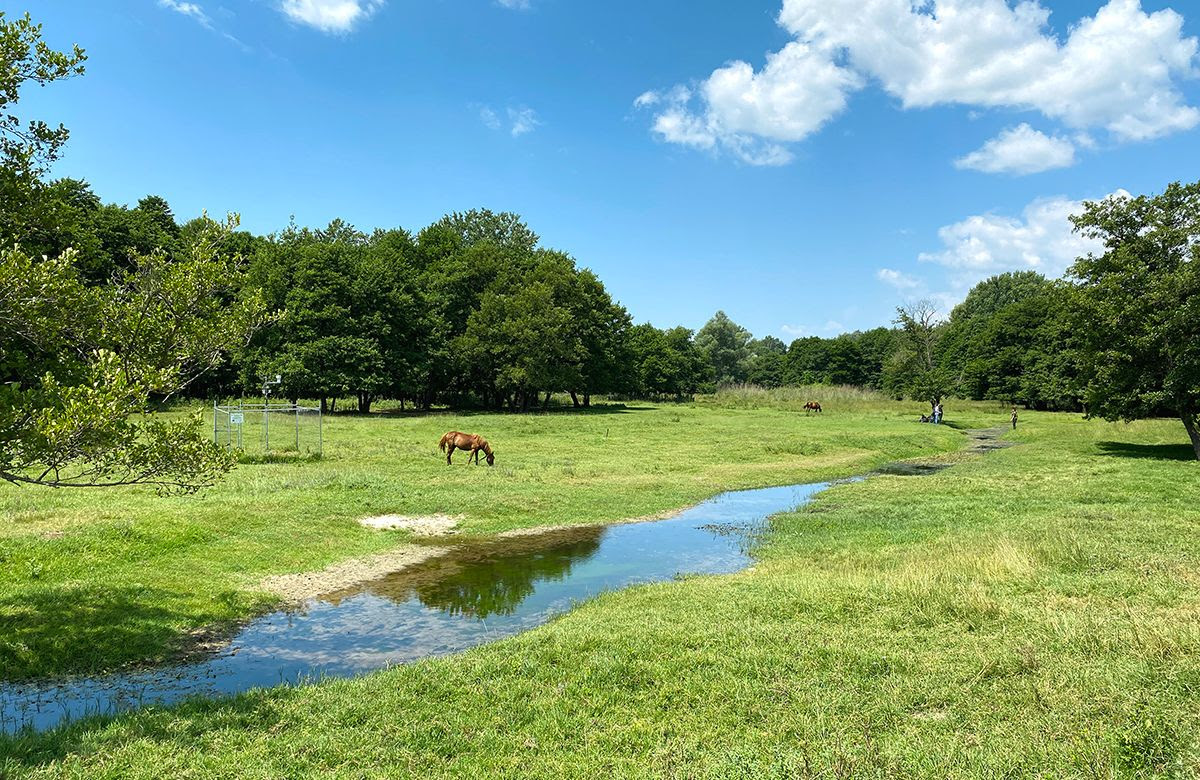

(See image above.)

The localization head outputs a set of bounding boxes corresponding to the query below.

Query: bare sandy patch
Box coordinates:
[358,514,459,536]
[261,544,451,604]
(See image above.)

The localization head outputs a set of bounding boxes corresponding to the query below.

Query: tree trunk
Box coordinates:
[320,398,328,413]
[1183,412,1200,461]
[583,393,591,408]
[570,391,580,408]
[358,392,372,414]
[543,391,552,409]
[330,397,336,412]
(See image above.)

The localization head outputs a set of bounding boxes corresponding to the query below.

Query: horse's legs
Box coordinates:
[471,448,480,465]
[446,445,455,465]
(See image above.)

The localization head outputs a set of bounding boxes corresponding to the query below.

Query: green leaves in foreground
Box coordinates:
[0,216,266,492]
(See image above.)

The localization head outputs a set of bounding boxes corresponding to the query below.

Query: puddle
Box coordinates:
[0,482,829,734]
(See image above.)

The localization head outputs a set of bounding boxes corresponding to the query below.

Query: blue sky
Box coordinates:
[13,0,1200,339]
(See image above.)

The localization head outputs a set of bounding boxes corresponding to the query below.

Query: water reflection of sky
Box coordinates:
[1,482,828,734]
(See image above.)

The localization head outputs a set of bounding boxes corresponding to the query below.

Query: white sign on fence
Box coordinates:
[229,413,245,424]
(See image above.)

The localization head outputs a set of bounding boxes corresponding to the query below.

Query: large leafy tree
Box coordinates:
[247,220,430,413]
[1069,182,1200,459]
[747,336,786,388]
[942,272,1053,403]
[628,324,709,400]
[0,13,263,491]
[457,255,584,411]
[1,218,266,490]
[695,311,752,387]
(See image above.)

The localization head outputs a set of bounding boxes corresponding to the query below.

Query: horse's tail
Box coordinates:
[438,432,453,452]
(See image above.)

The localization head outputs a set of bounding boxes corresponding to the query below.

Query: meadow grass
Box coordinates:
[2,403,1197,777]
[0,397,969,682]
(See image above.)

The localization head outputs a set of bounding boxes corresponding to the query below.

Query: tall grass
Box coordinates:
[699,383,892,412]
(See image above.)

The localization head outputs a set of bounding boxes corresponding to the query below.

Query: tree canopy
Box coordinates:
[1068,182,1200,459]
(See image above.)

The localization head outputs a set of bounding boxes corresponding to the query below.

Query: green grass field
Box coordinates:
[3,396,1198,778]
[0,394,965,682]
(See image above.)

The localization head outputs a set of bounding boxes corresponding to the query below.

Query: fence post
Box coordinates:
[295,405,299,451]
[318,406,323,456]
[213,400,218,445]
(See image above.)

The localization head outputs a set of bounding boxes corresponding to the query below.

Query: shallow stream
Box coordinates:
[1,481,833,734]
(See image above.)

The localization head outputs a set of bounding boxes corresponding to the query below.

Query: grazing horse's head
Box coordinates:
[482,441,495,466]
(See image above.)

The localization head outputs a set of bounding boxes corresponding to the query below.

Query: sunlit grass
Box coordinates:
[2,410,1197,777]
[0,401,965,681]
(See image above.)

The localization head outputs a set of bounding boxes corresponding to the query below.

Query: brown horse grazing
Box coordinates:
[804,401,822,413]
[438,431,495,466]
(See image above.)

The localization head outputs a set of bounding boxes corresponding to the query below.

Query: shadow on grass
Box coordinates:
[0,683,300,773]
[0,584,252,683]
[235,452,323,465]
[1096,442,1197,462]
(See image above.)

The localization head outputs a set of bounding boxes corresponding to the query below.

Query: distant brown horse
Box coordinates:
[439,431,495,466]
[804,401,822,413]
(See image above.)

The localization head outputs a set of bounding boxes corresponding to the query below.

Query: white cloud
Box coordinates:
[478,106,501,130]
[641,41,861,165]
[955,123,1076,175]
[508,106,541,137]
[279,0,383,34]
[633,91,660,109]
[496,0,531,8]
[877,268,921,291]
[916,195,1114,280]
[476,105,542,137]
[158,0,212,27]
[876,191,1128,315]
[781,318,849,337]
[644,0,1199,165]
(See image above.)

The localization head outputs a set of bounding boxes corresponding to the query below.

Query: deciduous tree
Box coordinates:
[1069,182,1200,459]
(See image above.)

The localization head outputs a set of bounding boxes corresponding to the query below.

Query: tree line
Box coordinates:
[3,7,1198,499]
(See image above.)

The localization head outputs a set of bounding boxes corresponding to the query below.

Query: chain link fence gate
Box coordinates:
[212,402,323,457]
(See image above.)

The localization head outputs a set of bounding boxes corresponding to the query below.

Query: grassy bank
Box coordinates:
[2,408,1197,777]
[0,399,968,681]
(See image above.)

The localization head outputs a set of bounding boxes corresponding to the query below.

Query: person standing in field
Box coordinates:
[1011,406,1018,430]
[934,402,943,424]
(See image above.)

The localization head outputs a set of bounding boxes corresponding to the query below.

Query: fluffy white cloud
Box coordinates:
[875,191,1126,314]
[633,91,660,109]
[643,0,1199,165]
[955,123,1076,175]
[279,0,383,34]
[496,0,531,8]
[644,41,861,165]
[158,0,212,27]
[917,195,1113,280]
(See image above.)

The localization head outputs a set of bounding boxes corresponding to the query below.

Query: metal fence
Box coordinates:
[212,402,323,456]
